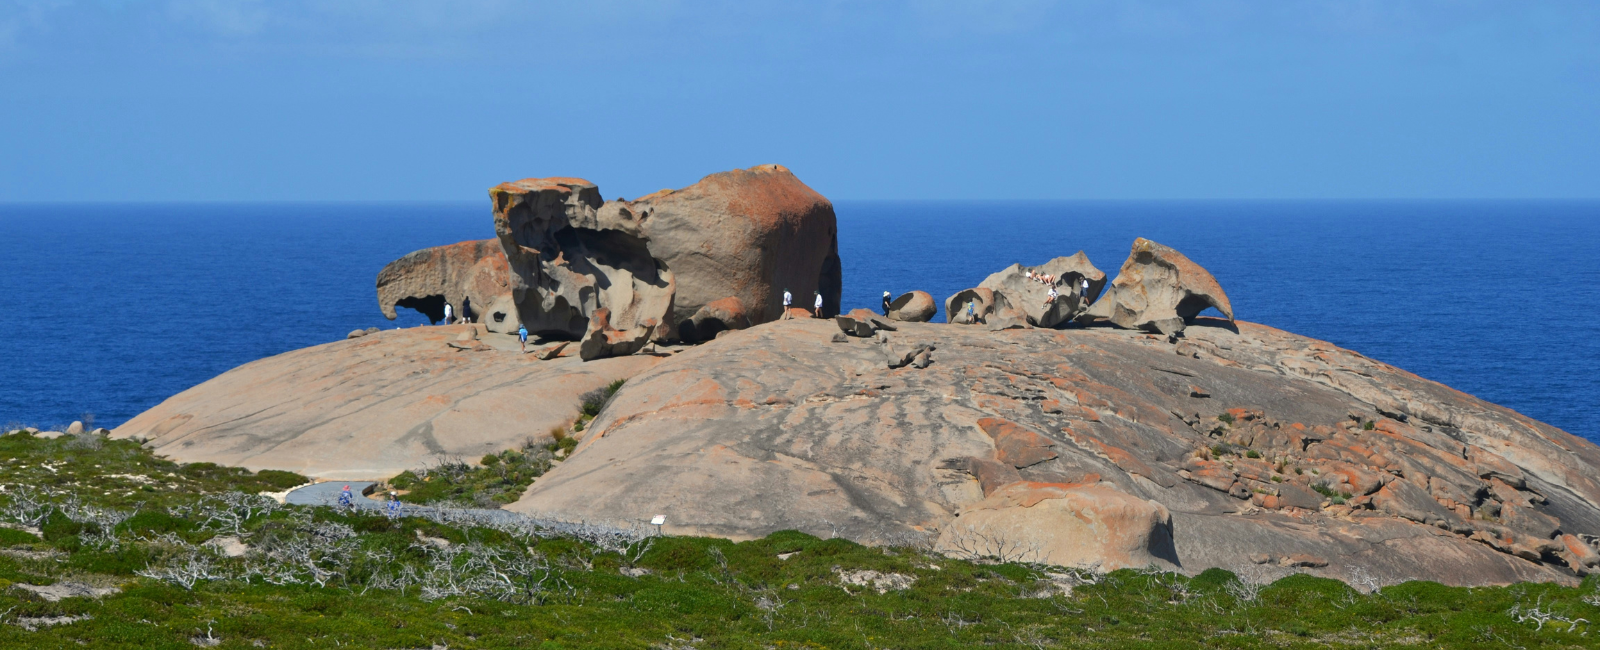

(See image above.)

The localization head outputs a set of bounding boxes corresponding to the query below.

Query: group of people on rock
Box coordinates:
[1026,270,1092,307]
[780,288,825,319]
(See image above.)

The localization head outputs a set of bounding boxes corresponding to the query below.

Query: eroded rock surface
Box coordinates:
[377,239,510,326]
[977,253,1107,328]
[111,325,661,479]
[1081,238,1233,335]
[511,318,1600,586]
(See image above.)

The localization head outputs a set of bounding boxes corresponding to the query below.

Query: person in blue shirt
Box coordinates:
[518,324,529,353]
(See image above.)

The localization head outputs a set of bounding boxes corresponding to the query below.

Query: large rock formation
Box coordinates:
[111,325,661,479]
[377,239,511,327]
[490,165,840,343]
[976,252,1107,329]
[1081,238,1233,335]
[491,178,677,340]
[510,318,1600,586]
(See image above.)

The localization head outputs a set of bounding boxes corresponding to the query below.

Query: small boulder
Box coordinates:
[888,344,936,369]
[536,341,570,360]
[836,316,875,337]
[65,421,84,435]
[347,329,368,339]
[886,291,936,322]
[1079,238,1233,335]
[830,332,848,343]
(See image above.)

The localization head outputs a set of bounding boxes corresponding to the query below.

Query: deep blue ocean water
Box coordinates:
[1,201,1596,444]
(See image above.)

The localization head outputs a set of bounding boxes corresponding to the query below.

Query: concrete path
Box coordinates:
[283,481,521,522]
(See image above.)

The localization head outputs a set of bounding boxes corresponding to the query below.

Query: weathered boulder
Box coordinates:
[490,165,839,343]
[510,318,1600,586]
[1080,238,1233,335]
[377,239,511,326]
[681,297,752,343]
[579,308,659,362]
[111,325,661,479]
[886,291,936,322]
[977,253,1107,328]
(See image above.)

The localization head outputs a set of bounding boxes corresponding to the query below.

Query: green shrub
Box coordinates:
[1363,420,1376,430]
[1245,450,1261,458]
[1217,412,1235,424]
[254,469,309,490]
[120,511,190,536]
[0,528,39,546]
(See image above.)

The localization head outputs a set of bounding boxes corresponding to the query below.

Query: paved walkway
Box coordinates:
[283,481,520,522]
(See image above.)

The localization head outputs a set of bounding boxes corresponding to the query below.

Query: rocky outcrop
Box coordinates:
[489,165,840,344]
[886,291,936,322]
[111,325,661,479]
[977,253,1107,329]
[578,308,659,362]
[491,178,677,341]
[511,318,1600,586]
[1080,238,1232,335]
[377,239,510,326]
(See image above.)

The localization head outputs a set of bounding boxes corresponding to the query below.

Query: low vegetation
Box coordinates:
[1,431,1600,648]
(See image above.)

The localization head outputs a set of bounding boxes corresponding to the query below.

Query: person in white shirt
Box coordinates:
[813,291,823,318]
[1081,277,1090,301]
[443,302,454,325]
[781,289,793,319]
[1045,285,1058,307]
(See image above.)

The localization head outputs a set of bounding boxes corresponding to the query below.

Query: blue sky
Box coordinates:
[2,1,1597,201]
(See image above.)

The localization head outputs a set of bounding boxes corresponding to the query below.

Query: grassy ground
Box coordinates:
[1,432,1599,648]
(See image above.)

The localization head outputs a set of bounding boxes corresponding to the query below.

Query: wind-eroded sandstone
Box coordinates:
[510,318,1600,586]
[111,325,660,479]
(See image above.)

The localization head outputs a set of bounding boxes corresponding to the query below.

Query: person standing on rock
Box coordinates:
[517,324,529,353]
[882,291,892,315]
[443,302,454,325]
[781,289,793,319]
[813,291,823,318]
[1080,277,1091,302]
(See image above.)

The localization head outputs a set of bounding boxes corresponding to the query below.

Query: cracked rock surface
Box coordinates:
[511,318,1600,586]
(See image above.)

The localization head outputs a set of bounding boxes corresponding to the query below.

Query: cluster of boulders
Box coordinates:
[376,165,841,360]
[892,238,1235,335]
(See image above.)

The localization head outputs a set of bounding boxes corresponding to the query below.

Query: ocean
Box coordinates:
[1,201,1596,444]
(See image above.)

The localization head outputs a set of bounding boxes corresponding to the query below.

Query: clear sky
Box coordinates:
[2,1,1597,202]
